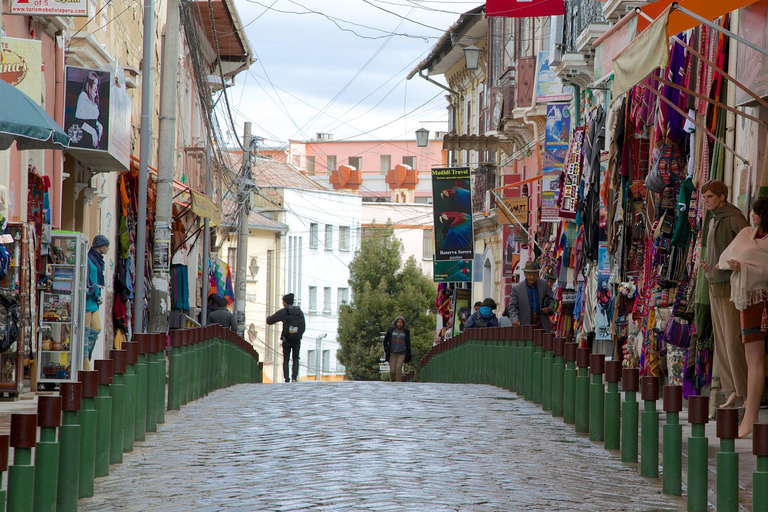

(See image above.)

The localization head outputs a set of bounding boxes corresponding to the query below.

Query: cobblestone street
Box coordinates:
[80,382,686,511]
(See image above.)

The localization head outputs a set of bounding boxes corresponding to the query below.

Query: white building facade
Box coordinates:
[281,188,362,380]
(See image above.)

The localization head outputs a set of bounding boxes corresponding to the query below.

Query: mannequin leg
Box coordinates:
[739,341,765,438]
[83,312,93,371]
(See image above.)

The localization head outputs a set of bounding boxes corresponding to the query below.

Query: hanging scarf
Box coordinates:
[88,247,105,287]
[718,227,768,310]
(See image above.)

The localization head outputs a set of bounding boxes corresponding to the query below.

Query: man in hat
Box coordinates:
[267,293,306,382]
[507,261,554,331]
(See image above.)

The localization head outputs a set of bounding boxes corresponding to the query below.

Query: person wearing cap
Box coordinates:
[465,298,499,328]
[267,293,306,382]
[84,234,109,371]
[208,296,237,331]
[507,260,554,331]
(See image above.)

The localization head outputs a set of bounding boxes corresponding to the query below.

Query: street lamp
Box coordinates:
[464,45,481,70]
[415,127,429,147]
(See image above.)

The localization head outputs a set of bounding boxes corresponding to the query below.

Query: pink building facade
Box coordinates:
[286,135,447,203]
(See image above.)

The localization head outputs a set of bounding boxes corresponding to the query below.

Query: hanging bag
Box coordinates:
[645,144,668,193]
[661,278,692,349]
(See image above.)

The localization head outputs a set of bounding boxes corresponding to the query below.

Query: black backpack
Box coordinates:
[284,306,305,341]
[0,293,20,352]
[473,315,488,328]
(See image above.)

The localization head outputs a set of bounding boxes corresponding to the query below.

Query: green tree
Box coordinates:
[337,223,435,380]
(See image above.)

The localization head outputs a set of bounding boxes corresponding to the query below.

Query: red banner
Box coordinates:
[486,0,565,17]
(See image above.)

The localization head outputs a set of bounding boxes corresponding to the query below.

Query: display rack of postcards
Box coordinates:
[37,231,87,388]
[0,223,30,397]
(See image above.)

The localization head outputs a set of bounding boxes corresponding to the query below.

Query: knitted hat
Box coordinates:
[282,293,295,305]
[481,298,497,310]
[92,234,110,248]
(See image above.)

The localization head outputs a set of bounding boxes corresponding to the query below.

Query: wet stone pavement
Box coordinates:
[80,382,686,512]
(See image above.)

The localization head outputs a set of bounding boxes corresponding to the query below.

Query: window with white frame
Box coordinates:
[348,156,362,169]
[308,286,317,313]
[402,156,416,168]
[325,225,333,250]
[307,350,316,373]
[323,287,332,314]
[423,229,435,260]
[339,226,350,251]
[337,287,349,309]
[322,350,330,373]
[309,223,319,249]
[306,156,316,176]
[380,155,391,174]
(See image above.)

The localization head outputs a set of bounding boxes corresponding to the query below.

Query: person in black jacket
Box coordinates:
[382,316,411,382]
[267,293,305,382]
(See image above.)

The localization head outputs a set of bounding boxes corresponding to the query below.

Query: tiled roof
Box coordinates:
[251,158,329,191]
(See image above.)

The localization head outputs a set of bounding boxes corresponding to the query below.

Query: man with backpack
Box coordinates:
[465,298,499,328]
[267,293,306,382]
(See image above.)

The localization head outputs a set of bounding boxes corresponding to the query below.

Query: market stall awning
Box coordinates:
[613,7,671,98]
[190,190,221,226]
[0,79,70,150]
[636,0,759,37]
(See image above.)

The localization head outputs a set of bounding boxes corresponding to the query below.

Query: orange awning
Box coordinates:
[637,0,759,37]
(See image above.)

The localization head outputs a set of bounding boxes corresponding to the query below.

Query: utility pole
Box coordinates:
[235,122,252,337]
[149,0,180,333]
[201,143,211,325]
[133,0,155,335]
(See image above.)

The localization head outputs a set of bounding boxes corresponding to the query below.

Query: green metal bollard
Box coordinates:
[716,408,739,512]
[687,395,710,512]
[753,424,768,512]
[621,368,640,463]
[145,335,159,433]
[589,354,605,442]
[34,396,62,512]
[662,385,683,496]
[168,330,184,410]
[604,361,622,451]
[516,326,526,395]
[552,337,565,418]
[501,328,512,390]
[123,341,138,453]
[182,331,191,404]
[77,371,99,498]
[57,382,81,512]
[8,414,37,512]
[542,333,554,411]
[575,348,590,434]
[134,335,149,442]
[0,435,8,511]
[93,359,113,478]
[156,334,167,424]
[532,329,545,405]
[192,329,201,399]
[524,325,534,401]
[508,326,518,392]
[563,343,577,425]
[640,376,660,478]
[109,350,127,465]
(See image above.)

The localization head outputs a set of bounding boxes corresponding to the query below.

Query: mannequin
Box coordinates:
[84,234,109,371]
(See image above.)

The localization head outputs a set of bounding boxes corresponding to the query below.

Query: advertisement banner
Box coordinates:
[497,196,529,225]
[502,224,521,279]
[11,0,88,17]
[452,288,472,336]
[536,51,573,103]
[64,65,131,171]
[1,37,42,103]
[432,167,473,261]
[542,103,571,222]
[595,242,613,341]
[433,259,472,283]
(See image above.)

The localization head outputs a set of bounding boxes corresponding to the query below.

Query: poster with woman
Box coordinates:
[64,67,111,151]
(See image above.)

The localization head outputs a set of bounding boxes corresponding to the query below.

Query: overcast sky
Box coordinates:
[223,0,483,147]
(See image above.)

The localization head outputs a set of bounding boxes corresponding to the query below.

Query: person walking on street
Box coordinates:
[208,296,237,331]
[267,293,305,382]
[507,261,555,331]
[84,234,109,371]
[466,298,499,328]
[383,316,411,382]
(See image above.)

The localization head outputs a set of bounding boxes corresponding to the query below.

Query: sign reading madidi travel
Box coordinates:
[431,167,473,261]
[11,0,87,17]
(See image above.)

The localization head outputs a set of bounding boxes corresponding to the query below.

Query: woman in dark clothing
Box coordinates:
[383,316,411,382]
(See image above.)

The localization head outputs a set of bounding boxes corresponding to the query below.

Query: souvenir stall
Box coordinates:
[0,223,31,396]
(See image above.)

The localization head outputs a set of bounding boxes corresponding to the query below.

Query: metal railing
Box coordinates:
[564,0,608,53]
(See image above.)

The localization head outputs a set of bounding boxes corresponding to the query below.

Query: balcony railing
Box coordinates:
[564,0,607,53]
[472,165,497,217]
